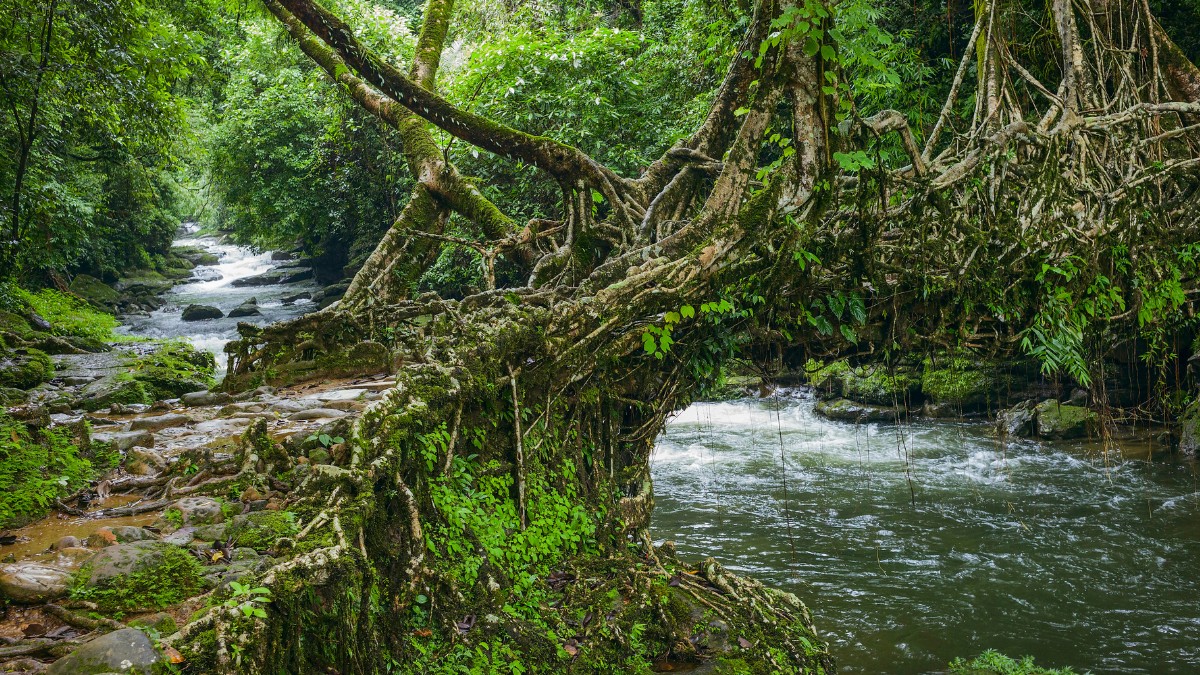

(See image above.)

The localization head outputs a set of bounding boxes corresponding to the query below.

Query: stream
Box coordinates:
[650,390,1200,673]
[118,225,320,375]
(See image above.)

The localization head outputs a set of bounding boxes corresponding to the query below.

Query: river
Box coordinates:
[650,390,1200,674]
[117,225,320,375]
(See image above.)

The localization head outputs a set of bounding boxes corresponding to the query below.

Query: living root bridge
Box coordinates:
[197,0,1200,671]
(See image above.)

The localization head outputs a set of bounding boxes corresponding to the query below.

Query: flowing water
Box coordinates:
[650,390,1200,674]
[118,225,320,375]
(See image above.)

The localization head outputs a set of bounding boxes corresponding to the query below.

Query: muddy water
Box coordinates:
[3,495,156,563]
[650,391,1200,674]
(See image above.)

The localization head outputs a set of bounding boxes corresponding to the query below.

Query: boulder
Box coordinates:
[281,292,311,304]
[170,496,225,525]
[0,348,53,389]
[228,297,263,318]
[1034,399,1098,439]
[181,390,234,407]
[91,430,154,452]
[124,447,166,475]
[997,400,1036,437]
[0,563,71,603]
[804,360,919,406]
[108,526,158,543]
[288,408,347,421]
[181,304,224,321]
[129,413,192,432]
[79,375,150,411]
[68,274,121,308]
[1181,399,1200,455]
[46,628,162,674]
[813,398,902,423]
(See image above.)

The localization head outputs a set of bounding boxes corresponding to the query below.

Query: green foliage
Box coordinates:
[948,650,1082,675]
[225,581,272,619]
[124,340,216,399]
[0,413,94,528]
[14,286,118,341]
[70,544,207,613]
[229,510,298,551]
[0,0,201,278]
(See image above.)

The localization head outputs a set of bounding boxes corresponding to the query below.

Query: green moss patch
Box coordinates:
[0,348,53,389]
[0,413,96,528]
[949,649,1080,674]
[71,541,207,613]
[804,359,918,405]
[228,510,298,551]
[125,341,216,399]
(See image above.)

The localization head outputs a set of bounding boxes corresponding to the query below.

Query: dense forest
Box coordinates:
[2,0,1200,673]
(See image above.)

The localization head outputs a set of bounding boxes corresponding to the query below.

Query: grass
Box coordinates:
[17,286,119,341]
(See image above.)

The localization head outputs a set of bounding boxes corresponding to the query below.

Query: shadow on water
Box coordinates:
[650,390,1200,674]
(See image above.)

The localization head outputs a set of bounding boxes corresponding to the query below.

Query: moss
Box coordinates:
[69,273,122,307]
[0,412,96,528]
[804,358,918,405]
[921,355,997,409]
[126,342,216,399]
[0,310,34,340]
[70,543,208,613]
[18,286,118,341]
[229,511,299,551]
[80,373,152,411]
[0,348,53,389]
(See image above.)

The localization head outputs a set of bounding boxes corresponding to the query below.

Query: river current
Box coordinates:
[117,226,319,375]
[650,390,1200,674]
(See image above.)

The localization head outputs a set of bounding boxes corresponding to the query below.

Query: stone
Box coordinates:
[53,536,81,550]
[1181,399,1200,455]
[192,523,229,542]
[68,274,121,307]
[181,390,233,407]
[92,430,154,452]
[124,447,168,476]
[108,526,158,543]
[79,375,150,411]
[46,628,163,674]
[813,398,902,423]
[997,400,1036,437]
[1034,399,1098,439]
[288,408,347,421]
[171,497,225,525]
[87,529,118,548]
[0,563,71,603]
[308,388,366,402]
[129,413,192,432]
[281,292,310,304]
[228,297,262,318]
[0,349,54,389]
[307,447,331,465]
[181,304,224,321]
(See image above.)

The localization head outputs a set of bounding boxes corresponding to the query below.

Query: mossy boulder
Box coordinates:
[805,359,919,405]
[0,310,34,341]
[47,627,163,674]
[1034,400,1098,439]
[181,304,223,321]
[68,274,121,308]
[125,342,216,399]
[0,348,53,389]
[227,510,298,551]
[79,374,151,411]
[814,398,902,423]
[920,356,998,413]
[73,541,207,612]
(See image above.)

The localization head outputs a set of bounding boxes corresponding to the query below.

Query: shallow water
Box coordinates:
[117,225,319,376]
[650,390,1200,674]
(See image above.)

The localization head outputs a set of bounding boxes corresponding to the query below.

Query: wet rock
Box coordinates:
[231,266,312,287]
[997,400,1036,437]
[288,408,347,421]
[87,529,119,548]
[1181,399,1200,455]
[228,297,263,318]
[813,398,902,423]
[0,386,28,405]
[0,349,54,389]
[176,245,220,266]
[161,527,196,546]
[46,627,162,674]
[0,563,71,603]
[129,413,192,432]
[193,523,229,542]
[68,274,121,309]
[1034,399,1098,439]
[181,390,233,407]
[92,429,154,452]
[109,527,158,543]
[79,375,150,411]
[281,292,310,304]
[53,536,81,550]
[181,304,224,321]
[171,497,225,525]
